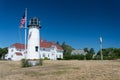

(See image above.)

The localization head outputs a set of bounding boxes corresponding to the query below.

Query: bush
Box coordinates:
[21,59,43,67]
[71,55,84,60]
[44,57,50,60]
[103,56,115,60]
[86,53,93,60]
[63,55,72,60]
[63,54,85,60]
[93,56,101,60]
[78,55,84,60]
[57,58,62,60]
[21,59,32,67]
[37,59,43,66]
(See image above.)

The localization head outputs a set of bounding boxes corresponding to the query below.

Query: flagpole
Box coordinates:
[100,42,103,60]
[25,8,27,59]
[100,35,103,60]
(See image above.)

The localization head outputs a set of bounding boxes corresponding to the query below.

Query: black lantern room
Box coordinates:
[28,17,41,29]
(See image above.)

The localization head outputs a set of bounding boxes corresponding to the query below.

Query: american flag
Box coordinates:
[20,12,26,28]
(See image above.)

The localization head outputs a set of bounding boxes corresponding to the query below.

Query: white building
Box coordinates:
[5,40,63,61]
[5,43,25,61]
[71,49,87,55]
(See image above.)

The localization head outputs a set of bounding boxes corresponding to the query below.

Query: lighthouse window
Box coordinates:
[31,19,34,25]
[31,21,33,25]
[35,21,37,25]
[34,19,37,25]
[35,46,38,52]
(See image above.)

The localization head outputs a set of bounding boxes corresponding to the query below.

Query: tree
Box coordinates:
[61,42,66,49]
[95,48,120,60]
[84,48,89,53]
[85,48,95,60]
[0,48,2,59]
[56,41,60,45]
[0,47,8,60]
[2,47,8,59]
[113,48,120,58]
[89,48,95,54]
[61,42,74,56]
[86,52,93,60]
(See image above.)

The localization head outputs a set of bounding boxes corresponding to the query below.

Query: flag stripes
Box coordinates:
[20,12,26,28]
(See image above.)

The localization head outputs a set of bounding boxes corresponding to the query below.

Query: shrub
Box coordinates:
[63,55,72,60]
[86,53,93,60]
[21,59,43,67]
[78,55,84,60]
[37,59,43,66]
[63,54,85,60]
[103,56,115,60]
[21,59,32,67]
[44,57,50,60]
[57,58,62,60]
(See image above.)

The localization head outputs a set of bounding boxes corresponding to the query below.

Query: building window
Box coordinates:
[51,46,55,50]
[11,49,13,52]
[35,46,38,52]
[48,54,49,57]
[43,53,45,57]
[19,49,21,51]
[51,47,54,50]
[43,48,45,51]
[59,55,61,58]
[11,55,13,58]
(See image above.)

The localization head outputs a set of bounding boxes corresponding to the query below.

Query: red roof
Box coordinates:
[11,41,63,50]
[40,40,63,50]
[55,44,63,50]
[15,52,22,56]
[11,43,26,49]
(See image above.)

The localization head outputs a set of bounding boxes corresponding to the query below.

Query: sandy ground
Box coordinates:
[0,60,120,80]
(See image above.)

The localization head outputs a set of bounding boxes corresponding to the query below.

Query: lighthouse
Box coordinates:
[26,17,41,60]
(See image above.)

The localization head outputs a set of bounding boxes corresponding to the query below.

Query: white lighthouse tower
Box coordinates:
[26,17,41,60]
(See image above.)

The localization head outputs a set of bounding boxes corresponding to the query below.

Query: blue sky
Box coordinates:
[0,0,120,52]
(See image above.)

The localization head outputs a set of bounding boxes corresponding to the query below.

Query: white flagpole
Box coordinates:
[100,35,103,60]
[25,8,27,59]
